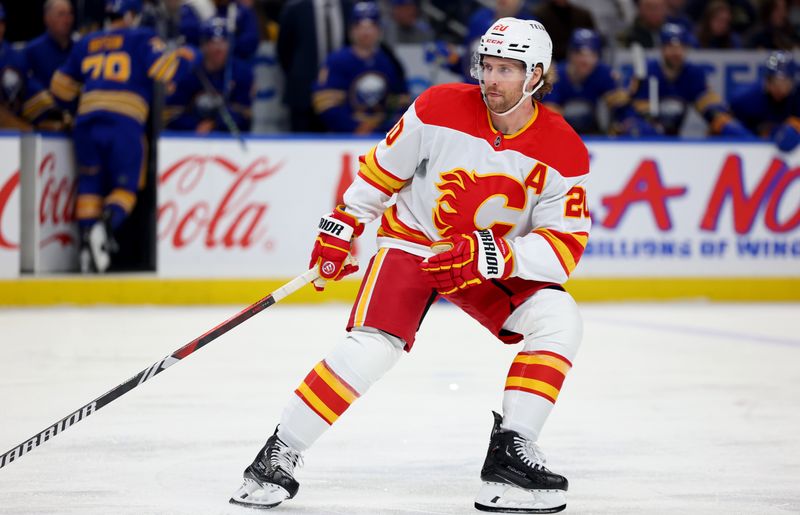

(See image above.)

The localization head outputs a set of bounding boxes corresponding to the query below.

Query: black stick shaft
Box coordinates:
[0,268,318,470]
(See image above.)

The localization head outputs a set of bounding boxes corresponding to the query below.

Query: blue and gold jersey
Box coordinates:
[51,26,196,127]
[547,62,629,135]
[632,59,734,135]
[730,83,800,138]
[164,58,254,132]
[1,40,58,125]
[312,47,409,134]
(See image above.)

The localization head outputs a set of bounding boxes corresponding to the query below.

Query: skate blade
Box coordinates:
[474,481,566,513]
[229,478,290,510]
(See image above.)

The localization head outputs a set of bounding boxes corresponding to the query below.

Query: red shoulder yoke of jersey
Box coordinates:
[413,84,589,178]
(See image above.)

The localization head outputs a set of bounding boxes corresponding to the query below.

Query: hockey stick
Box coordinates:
[0,267,319,470]
[193,66,248,151]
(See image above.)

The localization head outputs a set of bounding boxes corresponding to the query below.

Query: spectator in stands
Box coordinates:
[570,0,636,45]
[628,23,751,136]
[747,0,800,50]
[697,0,744,49]
[312,1,408,134]
[686,0,756,35]
[277,0,350,132]
[141,0,184,41]
[382,0,434,45]
[24,0,75,90]
[730,51,800,151]
[622,0,668,48]
[533,0,596,62]
[545,29,632,135]
[0,4,65,131]
[181,0,260,60]
[165,17,253,133]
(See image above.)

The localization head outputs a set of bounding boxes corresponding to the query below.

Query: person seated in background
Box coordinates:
[0,4,66,131]
[23,0,76,92]
[696,0,743,49]
[746,0,799,50]
[165,17,253,134]
[628,23,750,137]
[545,28,631,135]
[382,0,434,45]
[622,0,668,48]
[180,0,259,61]
[730,51,800,152]
[313,1,409,134]
[532,0,596,62]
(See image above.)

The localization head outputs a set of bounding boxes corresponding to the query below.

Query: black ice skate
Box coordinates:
[229,427,303,509]
[475,412,567,513]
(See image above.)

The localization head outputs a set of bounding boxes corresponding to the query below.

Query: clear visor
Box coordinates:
[471,52,529,83]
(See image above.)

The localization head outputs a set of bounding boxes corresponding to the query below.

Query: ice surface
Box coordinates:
[1,302,799,514]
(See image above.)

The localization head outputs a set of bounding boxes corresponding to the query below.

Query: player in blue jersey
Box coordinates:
[164,17,253,133]
[313,1,409,134]
[630,23,750,137]
[730,51,800,152]
[0,3,64,130]
[545,29,631,135]
[50,0,197,273]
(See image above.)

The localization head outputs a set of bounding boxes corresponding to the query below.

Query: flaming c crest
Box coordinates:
[433,168,527,238]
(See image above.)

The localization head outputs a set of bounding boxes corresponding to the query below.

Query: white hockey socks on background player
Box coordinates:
[499,288,583,442]
[277,327,405,451]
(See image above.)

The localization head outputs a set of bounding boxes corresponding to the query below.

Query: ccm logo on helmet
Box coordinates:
[484,38,503,44]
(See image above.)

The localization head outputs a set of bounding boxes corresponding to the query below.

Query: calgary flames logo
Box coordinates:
[433,168,528,238]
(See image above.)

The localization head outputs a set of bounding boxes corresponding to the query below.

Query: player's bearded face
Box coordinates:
[481,57,527,113]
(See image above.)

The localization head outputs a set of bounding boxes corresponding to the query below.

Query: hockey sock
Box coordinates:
[104,189,136,231]
[277,328,404,451]
[501,349,572,441]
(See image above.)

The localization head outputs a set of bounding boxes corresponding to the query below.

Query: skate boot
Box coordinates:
[475,412,568,513]
[229,426,303,509]
[80,215,117,274]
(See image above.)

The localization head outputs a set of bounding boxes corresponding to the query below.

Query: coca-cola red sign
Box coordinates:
[38,152,77,248]
[0,169,19,251]
[157,154,284,250]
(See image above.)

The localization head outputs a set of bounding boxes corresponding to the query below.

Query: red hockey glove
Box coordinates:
[309,205,364,291]
[420,230,514,295]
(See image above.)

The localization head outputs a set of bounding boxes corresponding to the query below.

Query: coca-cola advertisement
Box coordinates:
[157,137,380,277]
[158,137,798,279]
[0,136,21,278]
[20,136,80,273]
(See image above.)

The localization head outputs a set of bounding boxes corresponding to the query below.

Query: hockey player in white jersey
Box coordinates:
[231,17,590,513]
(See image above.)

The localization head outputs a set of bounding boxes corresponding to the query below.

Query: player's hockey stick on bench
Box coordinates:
[0,267,320,470]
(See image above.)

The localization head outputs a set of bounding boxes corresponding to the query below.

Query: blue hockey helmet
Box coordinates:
[569,28,601,54]
[659,22,690,46]
[105,0,142,17]
[201,17,229,42]
[765,51,797,80]
[351,1,381,25]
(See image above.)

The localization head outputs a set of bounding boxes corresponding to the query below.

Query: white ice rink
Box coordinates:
[1,302,799,514]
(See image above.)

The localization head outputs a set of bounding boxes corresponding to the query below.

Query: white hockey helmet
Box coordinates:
[471,17,553,116]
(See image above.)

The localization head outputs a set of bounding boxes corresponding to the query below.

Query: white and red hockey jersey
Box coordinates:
[344,83,591,285]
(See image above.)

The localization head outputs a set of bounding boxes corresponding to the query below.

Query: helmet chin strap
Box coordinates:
[483,74,544,117]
